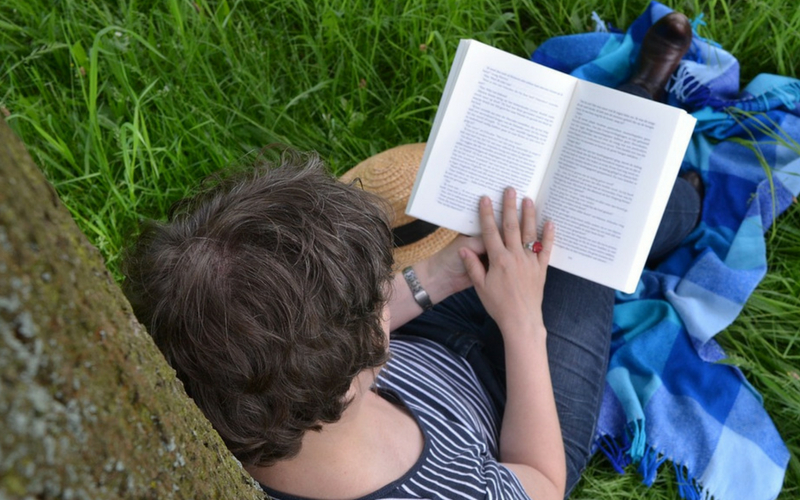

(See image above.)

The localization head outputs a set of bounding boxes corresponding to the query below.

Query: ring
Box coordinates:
[524,241,543,253]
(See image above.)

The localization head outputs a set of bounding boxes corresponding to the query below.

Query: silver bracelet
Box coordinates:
[402,266,433,311]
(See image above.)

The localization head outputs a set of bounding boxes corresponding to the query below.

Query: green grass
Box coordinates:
[2,0,799,498]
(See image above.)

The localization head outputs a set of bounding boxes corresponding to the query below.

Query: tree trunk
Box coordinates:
[0,119,264,499]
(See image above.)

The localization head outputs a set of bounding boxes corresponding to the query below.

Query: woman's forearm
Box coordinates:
[499,322,566,500]
[387,258,460,331]
[387,235,484,331]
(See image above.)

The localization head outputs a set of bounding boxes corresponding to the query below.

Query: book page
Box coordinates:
[407,40,578,235]
[536,80,695,291]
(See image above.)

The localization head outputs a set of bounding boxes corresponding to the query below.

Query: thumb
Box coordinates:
[459,247,485,288]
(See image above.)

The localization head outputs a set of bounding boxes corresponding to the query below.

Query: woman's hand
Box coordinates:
[412,234,485,303]
[459,187,555,336]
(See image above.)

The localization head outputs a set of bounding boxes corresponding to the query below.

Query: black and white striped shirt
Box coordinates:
[263,337,530,500]
[370,337,530,500]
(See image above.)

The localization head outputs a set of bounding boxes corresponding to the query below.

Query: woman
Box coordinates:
[123,14,697,498]
[123,153,699,500]
[123,156,562,499]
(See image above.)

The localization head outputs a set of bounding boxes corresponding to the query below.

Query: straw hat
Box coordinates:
[340,143,459,271]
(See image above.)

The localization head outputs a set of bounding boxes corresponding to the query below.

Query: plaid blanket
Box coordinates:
[532,2,797,499]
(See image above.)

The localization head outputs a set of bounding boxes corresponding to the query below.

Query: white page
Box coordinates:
[407,40,578,235]
[535,80,696,291]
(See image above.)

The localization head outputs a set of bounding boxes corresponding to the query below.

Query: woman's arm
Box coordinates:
[387,235,484,331]
[460,188,566,500]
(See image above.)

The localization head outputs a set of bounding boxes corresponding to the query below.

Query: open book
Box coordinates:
[406,39,697,292]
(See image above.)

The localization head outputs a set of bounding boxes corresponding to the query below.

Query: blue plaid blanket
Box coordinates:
[532,2,797,499]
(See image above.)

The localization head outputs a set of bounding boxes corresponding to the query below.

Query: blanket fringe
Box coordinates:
[598,436,715,499]
[596,433,630,474]
[674,462,711,500]
[669,63,714,109]
[628,419,646,462]
[637,446,668,486]
[689,13,722,49]
[689,12,707,31]
[596,420,646,473]
[771,81,800,110]
[669,65,699,102]
[591,12,608,33]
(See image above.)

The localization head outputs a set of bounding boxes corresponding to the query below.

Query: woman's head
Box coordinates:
[122,149,394,466]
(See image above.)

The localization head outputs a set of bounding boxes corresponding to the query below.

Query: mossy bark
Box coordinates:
[0,119,265,499]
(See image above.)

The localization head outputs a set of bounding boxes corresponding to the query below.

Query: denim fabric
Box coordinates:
[392,181,700,497]
[649,176,701,261]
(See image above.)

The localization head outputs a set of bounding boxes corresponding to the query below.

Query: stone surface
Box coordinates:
[0,119,264,499]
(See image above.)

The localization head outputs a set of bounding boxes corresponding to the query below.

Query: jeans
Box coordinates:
[393,178,700,497]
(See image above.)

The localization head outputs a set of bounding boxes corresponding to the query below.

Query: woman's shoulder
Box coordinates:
[378,337,500,449]
[371,384,530,500]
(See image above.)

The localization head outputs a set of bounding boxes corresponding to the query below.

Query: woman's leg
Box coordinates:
[540,270,613,496]
[649,175,702,261]
[550,173,701,495]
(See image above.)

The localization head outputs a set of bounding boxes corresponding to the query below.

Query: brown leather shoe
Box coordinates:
[627,12,693,100]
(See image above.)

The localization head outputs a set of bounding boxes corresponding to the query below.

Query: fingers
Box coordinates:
[520,197,537,246]
[452,234,486,257]
[479,196,505,256]
[481,189,552,261]
[520,196,553,265]
[459,247,486,288]
[464,236,487,260]
[538,221,555,267]
[502,187,522,248]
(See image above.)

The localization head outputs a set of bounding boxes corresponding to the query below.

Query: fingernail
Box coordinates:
[481,196,491,206]
[523,197,533,207]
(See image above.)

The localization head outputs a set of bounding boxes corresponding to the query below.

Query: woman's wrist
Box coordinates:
[410,258,463,305]
[401,266,433,311]
[388,263,448,330]
[499,317,547,344]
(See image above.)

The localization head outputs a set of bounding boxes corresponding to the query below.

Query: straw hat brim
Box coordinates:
[340,143,459,271]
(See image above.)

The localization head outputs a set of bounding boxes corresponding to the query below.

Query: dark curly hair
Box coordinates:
[122,149,394,466]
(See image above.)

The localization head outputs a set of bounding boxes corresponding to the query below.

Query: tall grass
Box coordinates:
[2,0,799,498]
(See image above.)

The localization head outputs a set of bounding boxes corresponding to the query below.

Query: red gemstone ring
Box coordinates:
[524,241,543,254]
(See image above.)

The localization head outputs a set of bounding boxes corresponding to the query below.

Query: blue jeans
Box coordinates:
[393,177,700,497]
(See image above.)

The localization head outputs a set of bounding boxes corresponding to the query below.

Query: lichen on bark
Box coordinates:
[0,119,265,498]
